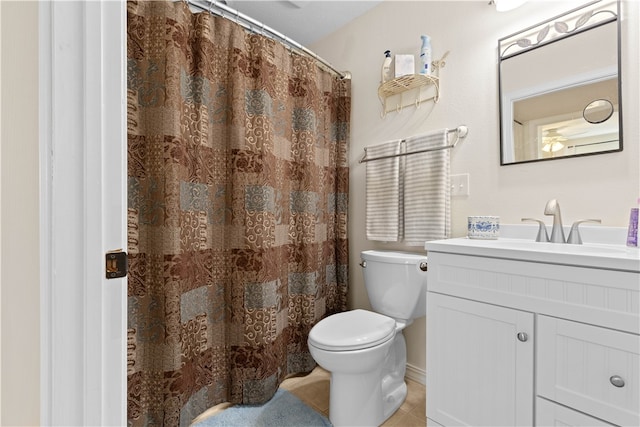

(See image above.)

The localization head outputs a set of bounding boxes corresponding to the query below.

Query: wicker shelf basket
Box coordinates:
[377,74,439,116]
[377,51,449,117]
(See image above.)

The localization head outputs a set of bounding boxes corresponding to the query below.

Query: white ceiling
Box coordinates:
[224,0,383,47]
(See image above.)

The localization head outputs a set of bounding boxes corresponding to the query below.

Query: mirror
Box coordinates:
[583,99,614,124]
[499,0,621,165]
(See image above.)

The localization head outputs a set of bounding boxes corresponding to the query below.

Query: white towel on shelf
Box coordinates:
[403,129,451,245]
[365,140,403,242]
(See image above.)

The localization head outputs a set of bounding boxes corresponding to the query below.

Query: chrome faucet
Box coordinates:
[544,199,566,243]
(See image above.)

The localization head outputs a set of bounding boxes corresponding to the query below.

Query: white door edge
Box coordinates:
[39,1,127,425]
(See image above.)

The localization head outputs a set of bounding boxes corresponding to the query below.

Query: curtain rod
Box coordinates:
[186,0,350,79]
[359,126,469,163]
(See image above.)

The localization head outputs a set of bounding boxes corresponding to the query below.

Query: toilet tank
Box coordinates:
[360,250,428,321]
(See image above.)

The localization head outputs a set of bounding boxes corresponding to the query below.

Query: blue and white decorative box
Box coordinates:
[468,216,500,240]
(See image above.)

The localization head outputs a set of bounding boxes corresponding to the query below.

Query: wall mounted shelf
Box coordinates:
[378,74,440,114]
[378,51,449,117]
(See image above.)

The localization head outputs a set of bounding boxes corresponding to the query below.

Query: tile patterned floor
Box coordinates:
[280,367,427,427]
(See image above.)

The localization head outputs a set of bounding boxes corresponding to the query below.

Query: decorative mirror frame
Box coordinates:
[498,0,622,165]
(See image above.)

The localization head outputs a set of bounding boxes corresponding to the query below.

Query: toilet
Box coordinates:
[308,250,428,427]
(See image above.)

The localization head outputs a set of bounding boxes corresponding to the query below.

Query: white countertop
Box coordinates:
[425,225,640,273]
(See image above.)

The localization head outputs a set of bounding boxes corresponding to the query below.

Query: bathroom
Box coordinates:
[0,0,638,425]
[311,0,640,392]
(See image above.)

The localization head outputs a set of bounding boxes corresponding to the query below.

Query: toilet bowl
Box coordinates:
[308,250,428,427]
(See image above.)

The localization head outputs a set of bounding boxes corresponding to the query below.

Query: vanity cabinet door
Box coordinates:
[537,315,640,426]
[426,293,534,427]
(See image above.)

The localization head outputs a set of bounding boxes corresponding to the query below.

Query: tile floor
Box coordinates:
[281,367,427,427]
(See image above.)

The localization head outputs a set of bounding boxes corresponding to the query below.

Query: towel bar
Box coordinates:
[359,125,468,163]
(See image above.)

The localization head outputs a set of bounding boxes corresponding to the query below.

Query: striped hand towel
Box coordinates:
[365,140,403,241]
[403,129,451,245]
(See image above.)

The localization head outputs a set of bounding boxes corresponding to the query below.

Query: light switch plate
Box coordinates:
[451,173,470,197]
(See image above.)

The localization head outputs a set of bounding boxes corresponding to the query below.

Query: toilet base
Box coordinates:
[326,333,408,426]
[327,371,408,427]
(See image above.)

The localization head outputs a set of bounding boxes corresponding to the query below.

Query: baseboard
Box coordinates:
[405,363,426,385]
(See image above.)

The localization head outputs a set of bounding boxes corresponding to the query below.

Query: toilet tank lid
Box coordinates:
[308,309,396,351]
[361,250,427,264]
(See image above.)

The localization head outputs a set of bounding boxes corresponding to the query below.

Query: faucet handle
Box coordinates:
[567,219,602,244]
[521,218,550,242]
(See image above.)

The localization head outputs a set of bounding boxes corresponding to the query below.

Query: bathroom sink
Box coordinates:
[563,244,630,255]
[475,239,630,256]
[425,225,640,272]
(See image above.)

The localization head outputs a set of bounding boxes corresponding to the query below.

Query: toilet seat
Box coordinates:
[308,309,396,351]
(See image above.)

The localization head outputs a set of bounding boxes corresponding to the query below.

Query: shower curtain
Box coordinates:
[126,1,350,425]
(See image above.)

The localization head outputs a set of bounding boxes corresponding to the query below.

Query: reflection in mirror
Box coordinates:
[499,0,622,165]
[584,99,614,124]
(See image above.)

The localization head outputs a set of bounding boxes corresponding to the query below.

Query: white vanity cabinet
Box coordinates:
[427,293,534,426]
[537,316,639,426]
[424,241,640,427]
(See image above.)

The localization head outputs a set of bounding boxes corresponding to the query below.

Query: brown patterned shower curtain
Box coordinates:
[125,1,350,425]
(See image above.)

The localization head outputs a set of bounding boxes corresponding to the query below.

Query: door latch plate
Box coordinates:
[106,250,127,279]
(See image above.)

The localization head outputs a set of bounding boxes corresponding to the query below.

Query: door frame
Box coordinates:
[39,1,127,425]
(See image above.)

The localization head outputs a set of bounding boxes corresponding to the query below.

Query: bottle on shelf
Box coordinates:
[381,50,393,83]
[419,35,432,75]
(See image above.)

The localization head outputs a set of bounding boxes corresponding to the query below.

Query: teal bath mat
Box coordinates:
[192,389,332,427]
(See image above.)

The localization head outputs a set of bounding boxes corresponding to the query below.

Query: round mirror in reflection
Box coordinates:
[583,99,614,124]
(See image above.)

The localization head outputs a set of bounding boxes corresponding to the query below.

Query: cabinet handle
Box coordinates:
[516,332,528,342]
[610,375,625,388]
